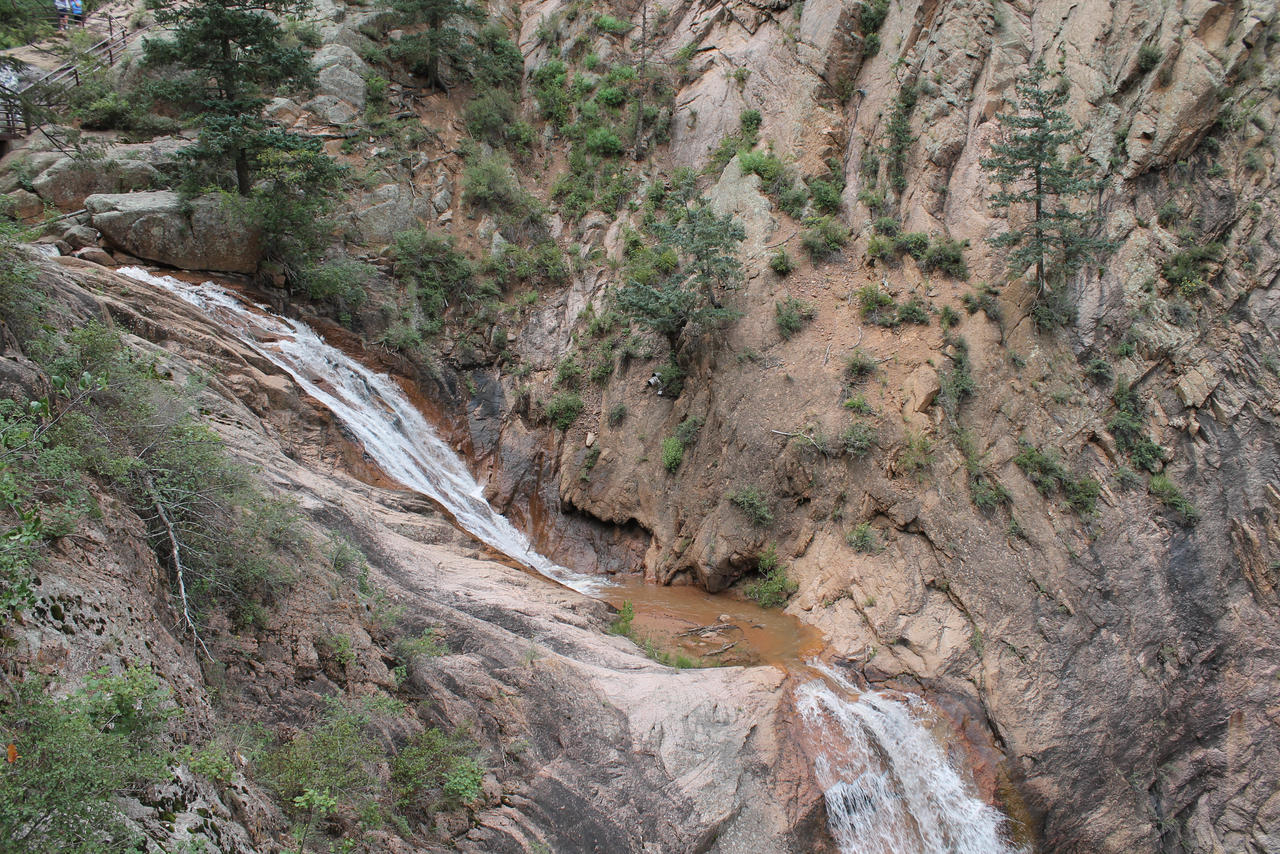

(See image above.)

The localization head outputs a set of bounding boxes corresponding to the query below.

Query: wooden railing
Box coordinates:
[0,15,147,139]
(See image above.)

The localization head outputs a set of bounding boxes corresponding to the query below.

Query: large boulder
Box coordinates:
[31,157,162,210]
[84,191,262,274]
[316,63,366,111]
[339,183,435,246]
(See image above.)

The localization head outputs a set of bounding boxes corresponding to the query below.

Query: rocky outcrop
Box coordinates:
[31,156,162,210]
[85,191,263,274]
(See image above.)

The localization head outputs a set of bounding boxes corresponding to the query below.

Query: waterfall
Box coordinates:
[117,267,598,594]
[121,267,1023,853]
[797,663,1023,854]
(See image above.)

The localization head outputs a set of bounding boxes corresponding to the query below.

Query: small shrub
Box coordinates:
[898,432,934,479]
[897,297,930,325]
[939,305,960,330]
[655,358,686,399]
[674,416,704,446]
[744,545,797,607]
[661,437,685,473]
[801,215,851,262]
[728,487,773,526]
[555,355,583,388]
[393,727,484,812]
[595,14,632,35]
[607,402,628,426]
[1013,441,1099,515]
[841,422,875,457]
[545,393,584,430]
[1156,200,1179,228]
[775,296,816,339]
[769,249,794,275]
[844,348,877,381]
[894,231,930,259]
[586,127,625,157]
[846,522,878,553]
[843,394,874,415]
[921,237,969,278]
[1084,357,1114,384]
[872,216,900,236]
[1137,44,1163,74]
[1114,465,1143,491]
[739,150,785,183]
[1149,474,1198,523]
[610,600,635,635]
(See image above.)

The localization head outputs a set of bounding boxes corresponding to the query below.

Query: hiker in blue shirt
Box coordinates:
[71,0,83,25]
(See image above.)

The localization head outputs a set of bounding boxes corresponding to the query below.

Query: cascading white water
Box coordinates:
[120,266,1022,852]
[797,663,1023,854]
[117,267,598,594]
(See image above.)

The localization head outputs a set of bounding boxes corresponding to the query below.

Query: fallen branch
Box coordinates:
[144,475,212,660]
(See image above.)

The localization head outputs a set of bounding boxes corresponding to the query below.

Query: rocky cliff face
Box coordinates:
[465,1,1280,851]
[5,0,1279,851]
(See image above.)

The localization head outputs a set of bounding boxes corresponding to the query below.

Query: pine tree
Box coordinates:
[981,59,1106,305]
[616,200,745,348]
[389,0,483,91]
[142,0,317,196]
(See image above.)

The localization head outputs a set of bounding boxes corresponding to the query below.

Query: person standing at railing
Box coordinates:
[71,0,84,25]
[54,0,71,30]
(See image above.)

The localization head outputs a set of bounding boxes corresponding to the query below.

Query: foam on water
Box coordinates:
[797,663,1024,854]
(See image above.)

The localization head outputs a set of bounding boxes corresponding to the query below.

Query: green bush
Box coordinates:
[859,0,890,33]
[465,89,526,148]
[1162,243,1223,297]
[841,423,875,456]
[661,437,684,472]
[1156,200,1179,228]
[728,487,773,526]
[1149,474,1198,523]
[775,296,816,339]
[0,668,174,854]
[674,416,704,446]
[801,215,850,261]
[1013,441,1099,514]
[607,402,628,426]
[655,358,686,399]
[896,297,930,325]
[769,249,794,275]
[392,229,479,331]
[872,216,900,236]
[545,393,584,430]
[300,257,374,309]
[586,127,625,156]
[844,348,877,381]
[744,545,796,607]
[739,150,785,183]
[921,238,969,278]
[1083,357,1114,384]
[392,726,483,812]
[846,522,878,552]
[898,431,934,479]
[843,394,874,415]
[894,231,930,259]
[595,14,632,34]
[555,355,583,388]
[463,152,547,238]
[1136,44,1163,74]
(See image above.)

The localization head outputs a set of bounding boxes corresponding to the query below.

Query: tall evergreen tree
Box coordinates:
[389,0,482,91]
[981,59,1105,302]
[142,0,317,195]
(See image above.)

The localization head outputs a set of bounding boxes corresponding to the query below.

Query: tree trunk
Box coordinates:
[235,149,251,196]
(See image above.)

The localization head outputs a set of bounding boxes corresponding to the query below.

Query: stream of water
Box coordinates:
[119,266,1023,854]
